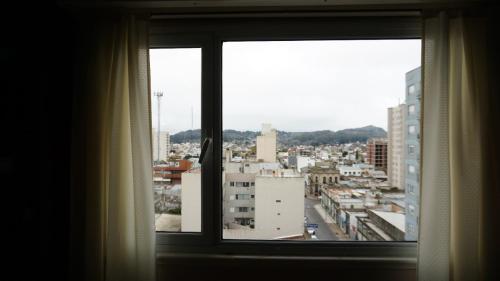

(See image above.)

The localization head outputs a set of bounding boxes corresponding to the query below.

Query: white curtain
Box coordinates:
[418,12,494,281]
[72,14,155,281]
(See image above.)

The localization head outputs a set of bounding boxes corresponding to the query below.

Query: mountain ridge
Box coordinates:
[170,125,387,145]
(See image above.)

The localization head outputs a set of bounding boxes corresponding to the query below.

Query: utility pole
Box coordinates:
[154,91,164,163]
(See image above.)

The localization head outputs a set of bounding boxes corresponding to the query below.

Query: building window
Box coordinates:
[238,207,249,212]
[230,181,235,187]
[408,145,416,155]
[408,104,416,114]
[408,165,416,174]
[408,125,416,134]
[408,84,416,95]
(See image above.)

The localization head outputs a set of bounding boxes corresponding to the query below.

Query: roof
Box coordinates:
[371,210,405,232]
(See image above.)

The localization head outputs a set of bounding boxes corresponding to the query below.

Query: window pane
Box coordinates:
[150,48,201,232]
[223,40,421,241]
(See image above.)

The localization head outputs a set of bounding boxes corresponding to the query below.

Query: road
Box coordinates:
[305,197,338,240]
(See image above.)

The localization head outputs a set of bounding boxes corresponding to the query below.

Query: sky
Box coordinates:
[150,40,421,134]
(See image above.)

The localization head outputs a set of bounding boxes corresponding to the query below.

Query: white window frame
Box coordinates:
[151,14,420,260]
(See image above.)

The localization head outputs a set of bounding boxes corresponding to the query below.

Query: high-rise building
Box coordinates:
[388,104,407,190]
[366,138,388,172]
[256,123,277,162]
[152,128,171,162]
[404,67,421,240]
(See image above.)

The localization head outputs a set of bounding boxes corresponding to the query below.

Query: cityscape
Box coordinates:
[152,66,421,241]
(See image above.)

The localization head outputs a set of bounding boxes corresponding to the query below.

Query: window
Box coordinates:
[408,84,416,95]
[408,104,416,114]
[408,144,416,155]
[151,15,421,258]
[408,125,416,134]
[150,48,201,233]
[408,165,416,174]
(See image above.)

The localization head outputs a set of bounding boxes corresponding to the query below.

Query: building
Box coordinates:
[152,128,171,162]
[356,210,405,241]
[404,66,421,240]
[388,104,407,190]
[153,159,192,185]
[253,170,304,239]
[256,123,277,162]
[338,165,363,177]
[307,164,340,196]
[181,168,201,232]
[366,138,388,172]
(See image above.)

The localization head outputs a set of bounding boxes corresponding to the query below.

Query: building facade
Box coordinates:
[367,138,388,172]
[388,104,407,190]
[152,128,171,162]
[404,66,421,240]
[256,123,277,163]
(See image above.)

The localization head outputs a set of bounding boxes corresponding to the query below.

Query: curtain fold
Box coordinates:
[71,14,155,281]
[419,11,495,281]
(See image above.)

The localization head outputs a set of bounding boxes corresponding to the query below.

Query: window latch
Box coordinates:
[198,137,212,164]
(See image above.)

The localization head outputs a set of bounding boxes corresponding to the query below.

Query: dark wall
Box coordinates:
[1,2,74,281]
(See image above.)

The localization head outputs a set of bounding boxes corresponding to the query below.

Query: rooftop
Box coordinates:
[371,210,405,232]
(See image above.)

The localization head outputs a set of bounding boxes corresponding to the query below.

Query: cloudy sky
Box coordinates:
[150,40,420,134]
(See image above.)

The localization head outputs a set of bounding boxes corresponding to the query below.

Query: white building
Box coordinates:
[387,104,406,190]
[181,169,201,232]
[152,128,171,162]
[253,172,304,239]
[256,123,277,163]
[296,156,315,172]
[338,165,362,177]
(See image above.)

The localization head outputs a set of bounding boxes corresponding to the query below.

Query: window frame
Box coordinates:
[151,15,421,260]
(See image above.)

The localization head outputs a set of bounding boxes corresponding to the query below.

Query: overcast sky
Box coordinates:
[150,40,420,134]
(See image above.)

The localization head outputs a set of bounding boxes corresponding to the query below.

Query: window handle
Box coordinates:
[198,137,212,164]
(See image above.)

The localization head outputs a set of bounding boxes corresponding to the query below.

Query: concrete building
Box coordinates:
[152,128,171,162]
[253,171,304,239]
[367,138,388,172]
[404,66,421,240]
[181,168,201,232]
[308,164,340,196]
[256,123,277,162]
[388,104,407,190]
[153,159,192,185]
[338,165,363,177]
[356,210,405,241]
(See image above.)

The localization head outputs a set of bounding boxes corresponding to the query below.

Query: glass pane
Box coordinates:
[150,48,201,232]
[222,40,421,241]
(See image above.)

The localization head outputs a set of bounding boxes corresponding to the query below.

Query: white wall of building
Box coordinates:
[254,175,304,239]
[181,170,201,232]
[296,156,315,172]
[152,128,171,162]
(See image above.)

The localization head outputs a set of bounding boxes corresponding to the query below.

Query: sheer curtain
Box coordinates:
[419,11,498,281]
[71,14,155,281]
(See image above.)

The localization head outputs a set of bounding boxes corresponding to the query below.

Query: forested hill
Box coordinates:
[170,125,386,145]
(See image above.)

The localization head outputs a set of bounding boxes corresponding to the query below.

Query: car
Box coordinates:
[310,235,318,240]
[307,228,315,235]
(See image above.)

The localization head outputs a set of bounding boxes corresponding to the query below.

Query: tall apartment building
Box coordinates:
[367,138,388,172]
[404,67,421,240]
[388,104,407,190]
[256,123,277,162]
[152,128,171,162]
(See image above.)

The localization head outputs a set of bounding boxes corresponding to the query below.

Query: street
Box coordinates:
[304,197,338,240]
